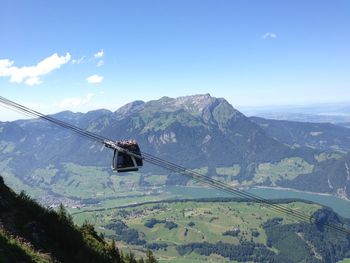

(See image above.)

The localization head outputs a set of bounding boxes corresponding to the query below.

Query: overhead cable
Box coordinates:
[1,96,349,236]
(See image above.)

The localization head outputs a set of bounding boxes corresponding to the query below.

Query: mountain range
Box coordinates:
[0,94,350,201]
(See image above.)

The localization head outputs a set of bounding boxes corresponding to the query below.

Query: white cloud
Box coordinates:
[55,93,95,108]
[97,60,104,67]
[262,32,277,39]
[94,49,104,58]
[25,77,42,86]
[0,53,71,86]
[86,74,103,84]
[71,56,85,64]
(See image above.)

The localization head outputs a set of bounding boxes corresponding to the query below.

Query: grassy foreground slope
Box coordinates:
[0,176,157,263]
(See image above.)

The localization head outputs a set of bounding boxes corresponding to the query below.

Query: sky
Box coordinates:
[0,0,349,120]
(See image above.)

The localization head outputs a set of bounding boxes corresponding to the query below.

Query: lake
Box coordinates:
[163,186,350,218]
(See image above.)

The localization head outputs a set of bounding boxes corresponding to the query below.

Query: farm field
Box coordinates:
[72,199,322,262]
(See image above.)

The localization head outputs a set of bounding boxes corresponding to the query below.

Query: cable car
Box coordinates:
[112,140,143,172]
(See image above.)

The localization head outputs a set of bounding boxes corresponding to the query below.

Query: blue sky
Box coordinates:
[0,0,349,120]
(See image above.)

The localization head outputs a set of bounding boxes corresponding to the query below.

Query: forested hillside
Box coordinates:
[0,176,156,263]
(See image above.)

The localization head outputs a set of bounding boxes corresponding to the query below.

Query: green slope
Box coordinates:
[0,176,157,263]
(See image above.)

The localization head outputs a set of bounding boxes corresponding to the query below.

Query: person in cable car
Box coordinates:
[112,140,143,172]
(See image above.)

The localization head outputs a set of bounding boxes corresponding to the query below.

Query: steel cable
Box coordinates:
[1,96,349,236]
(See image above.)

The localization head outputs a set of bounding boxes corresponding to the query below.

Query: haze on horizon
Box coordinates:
[0,0,349,120]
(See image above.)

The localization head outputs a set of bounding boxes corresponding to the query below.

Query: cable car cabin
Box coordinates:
[112,140,143,172]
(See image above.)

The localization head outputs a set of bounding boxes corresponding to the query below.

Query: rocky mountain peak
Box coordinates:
[145,94,237,115]
[173,93,217,113]
[114,100,145,119]
[112,94,243,127]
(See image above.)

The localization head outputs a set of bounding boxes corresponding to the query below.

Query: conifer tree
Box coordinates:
[145,250,157,263]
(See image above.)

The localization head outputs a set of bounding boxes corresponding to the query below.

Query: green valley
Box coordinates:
[71,198,350,263]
